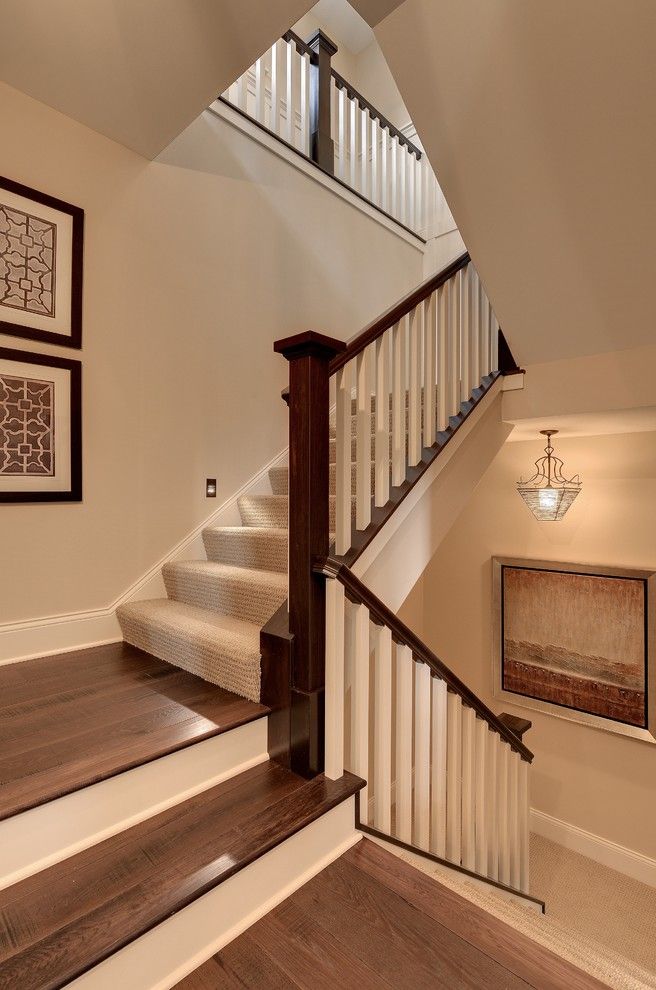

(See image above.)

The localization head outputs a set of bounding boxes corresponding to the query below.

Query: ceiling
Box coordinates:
[0,0,314,159]
[375,0,656,367]
[309,0,374,53]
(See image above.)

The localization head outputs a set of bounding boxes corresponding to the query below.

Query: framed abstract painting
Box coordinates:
[493,557,655,743]
[0,176,84,348]
[0,347,82,502]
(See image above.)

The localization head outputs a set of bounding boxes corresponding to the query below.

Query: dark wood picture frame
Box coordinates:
[492,556,656,744]
[0,176,84,349]
[0,346,82,503]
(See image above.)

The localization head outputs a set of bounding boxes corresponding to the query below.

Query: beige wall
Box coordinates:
[0,80,422,626]
[406,431,656,859]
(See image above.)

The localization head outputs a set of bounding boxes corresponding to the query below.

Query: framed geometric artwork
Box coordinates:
[493,557,655,744]
[0,176,84,348]
[0,347,82,502]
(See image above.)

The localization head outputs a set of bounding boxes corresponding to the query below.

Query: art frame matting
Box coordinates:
[0,175,84,348]
[0,347,82,503]
[492,556,656,744]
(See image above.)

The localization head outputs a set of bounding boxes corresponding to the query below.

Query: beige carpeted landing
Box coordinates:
[530,834,656,977]
[374,833,656,990]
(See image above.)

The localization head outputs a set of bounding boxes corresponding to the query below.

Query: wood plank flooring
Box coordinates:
[178,839,610,990]
[0,641,268,820]
[0,761,362,990]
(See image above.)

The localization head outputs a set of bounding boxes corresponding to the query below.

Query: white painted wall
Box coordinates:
[0,80,423,631]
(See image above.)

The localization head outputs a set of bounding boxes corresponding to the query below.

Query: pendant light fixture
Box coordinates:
[516,429,581,521]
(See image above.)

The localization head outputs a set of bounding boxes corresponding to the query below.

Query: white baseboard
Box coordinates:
[67,797,360,990]
[530,807,656,889]
[0,718,268,891]
[0,448,288,665]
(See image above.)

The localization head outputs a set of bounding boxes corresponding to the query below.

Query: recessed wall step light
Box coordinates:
[206,479,217,498]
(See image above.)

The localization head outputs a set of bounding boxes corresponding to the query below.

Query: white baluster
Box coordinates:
[491,311,500,373]
[349,97,358,190]
[437,284,448,432]
[461,705,476,871]
[344,600,356,770]
[391,318,406,486]
[423,293,436,448]
[487,728,499,881]
[335,362,353,555]
[284,41,293,143]
[460,265,472,403]
[446,691,462,864]
[374,330,390,507]
[356,347,372,531]
[301,53,311,155]
[475,716,488,876]
[408,304,422,466]
[254,57,265,125]
[269,42,280,135]
[353,604,370,823]
[374,625,393,833]
[498,741,510,886]
[337,85,347,179]
[509,750,520,888]
[395,643,413,843]
[399,146,407,225]
[448,273,460,420]
[360,106,369,197]
[371,115,379,207]
[390,138,398,221]
[479,280,490,380]
[430,677,448,858]
[325,579,345,780]
[414,661,431,851]
[470,267,480,390]
[519,758,530,893]
[414,154,422,233]
[406,148,415,230]
[380,128,388,213]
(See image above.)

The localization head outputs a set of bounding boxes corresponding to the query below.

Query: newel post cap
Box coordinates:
[306,28,338,58]
[274,330,346,361]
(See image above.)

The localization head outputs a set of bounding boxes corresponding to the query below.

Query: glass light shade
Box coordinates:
[516,430,581,522]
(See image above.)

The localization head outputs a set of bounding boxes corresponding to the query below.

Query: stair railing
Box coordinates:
[271,253,521,777]
[220,29,452,238]
[318,558,534,897]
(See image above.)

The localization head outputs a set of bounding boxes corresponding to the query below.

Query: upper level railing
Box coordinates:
[221,29,454,238]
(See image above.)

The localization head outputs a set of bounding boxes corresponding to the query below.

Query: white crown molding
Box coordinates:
[0,447,288,665]
[530,807,656,889]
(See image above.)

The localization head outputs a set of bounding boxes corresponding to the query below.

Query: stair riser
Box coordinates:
[239,496,354,530]
[202,530,287,573]
[162,567,287,628]
[0,723,268,892]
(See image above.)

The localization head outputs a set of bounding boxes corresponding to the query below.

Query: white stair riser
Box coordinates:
[66,799,360,990]
[0,720,268,892]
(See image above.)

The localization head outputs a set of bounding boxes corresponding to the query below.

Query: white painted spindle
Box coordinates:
[324,579,345,780]
[413,661,431,850]
[356,348,372,531]
[353,604,370,823]
[474,717,488,875]
[461,705,476,871]
[446,691,462,864]
[374,331,390,507]
[391,318,406,487]
[423,293,436,448]
[430,677,448,858]
[437,284,448,432]
[395,643,413,843]
[408,304,422,466]
[374,624,393,833]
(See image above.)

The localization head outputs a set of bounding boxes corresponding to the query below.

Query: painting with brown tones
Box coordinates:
[501,566,647,728]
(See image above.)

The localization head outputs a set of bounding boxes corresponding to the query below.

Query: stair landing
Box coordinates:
[0,642,268,821]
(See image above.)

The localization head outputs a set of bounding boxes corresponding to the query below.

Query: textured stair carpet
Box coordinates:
[118,407,371,701]
[372,833,656,990]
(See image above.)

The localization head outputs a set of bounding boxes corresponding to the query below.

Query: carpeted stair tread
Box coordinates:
[117,600,262,701]
[202,525,287,573]
[163,560,287,627]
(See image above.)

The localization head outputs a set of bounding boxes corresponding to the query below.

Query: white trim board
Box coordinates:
[0,447,288,665]
[530,808,656,890]
[67,798,360,990]
[0,719,268,891]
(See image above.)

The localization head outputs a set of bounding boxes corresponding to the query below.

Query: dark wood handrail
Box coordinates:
[329,252,471,375]
[314,557,534,762]
[330,69,422,158]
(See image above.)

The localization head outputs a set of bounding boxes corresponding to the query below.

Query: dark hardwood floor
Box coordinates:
[177,839,610,990]
[0,760,362,990]
[0,641,268,820]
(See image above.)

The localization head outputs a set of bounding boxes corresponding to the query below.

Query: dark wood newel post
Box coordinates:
[307,29,338,174]
[273,330,346,777]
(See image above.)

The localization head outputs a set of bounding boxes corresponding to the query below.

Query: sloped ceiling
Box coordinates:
[375,0,656,365]
[0,0,314,159]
